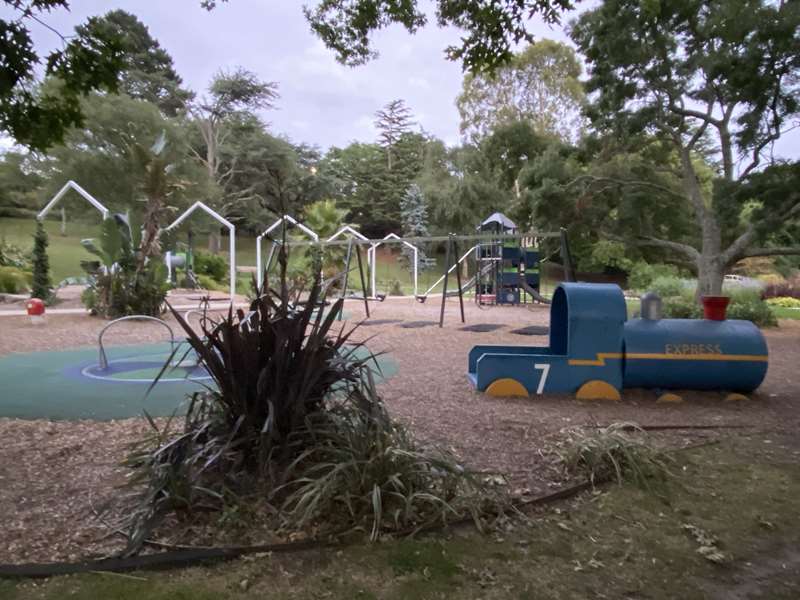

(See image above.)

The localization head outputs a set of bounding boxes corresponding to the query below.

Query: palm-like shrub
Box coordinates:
[120,261,490,554]
[81,213,169,318]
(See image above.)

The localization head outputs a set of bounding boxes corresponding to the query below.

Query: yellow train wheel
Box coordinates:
[485,378,529,398]
[576,380,621,401]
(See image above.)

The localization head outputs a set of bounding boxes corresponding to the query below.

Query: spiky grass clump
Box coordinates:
[119,262,493,554]
[278,393,486,540]
[558,422,674,490]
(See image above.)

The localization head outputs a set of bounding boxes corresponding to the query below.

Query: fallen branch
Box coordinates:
[588,424,751,431]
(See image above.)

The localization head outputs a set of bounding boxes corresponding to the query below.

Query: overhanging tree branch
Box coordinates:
[737,246,800,259]
[565,175,685,200]
[632,235,700,261]
[606,231,700,261]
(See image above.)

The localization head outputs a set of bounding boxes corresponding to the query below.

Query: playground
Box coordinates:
[2,297,800,566]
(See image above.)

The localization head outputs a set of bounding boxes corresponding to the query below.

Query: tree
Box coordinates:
[304,0,577,73]
[456,40,586,142]
[571,0,800,295]
[320,132,429,236]
[481,120,549,212]
[30,220,52,301]
[520,135,697,272]
[0,152,42,218]
[301,199,349,277]
[399,183,430,270]
[34,91,211,216]
[0,0,210,150]
[74,10,192,116]
[189,68,279,246]
[374,99,414,170]
[412,137,512,235]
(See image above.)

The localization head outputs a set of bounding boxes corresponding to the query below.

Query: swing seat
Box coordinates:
[415,295,428,304]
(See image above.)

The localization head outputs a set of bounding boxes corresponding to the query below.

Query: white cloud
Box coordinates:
[408,76,431,90]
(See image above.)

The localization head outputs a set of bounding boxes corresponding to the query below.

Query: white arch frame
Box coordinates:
[327,225,372,279]
[256,215,319,288]
[326,225,367,243]
[368,233,418,298]
[37,180,109,221]
[165,201,236,302]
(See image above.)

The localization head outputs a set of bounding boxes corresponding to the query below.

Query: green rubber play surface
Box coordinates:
[0,343,396,421]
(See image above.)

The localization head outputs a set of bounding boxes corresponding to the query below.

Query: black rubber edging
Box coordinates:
[0,537,338,579]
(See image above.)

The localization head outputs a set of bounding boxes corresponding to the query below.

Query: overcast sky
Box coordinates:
[3,1,798,158]
[5,0,577,150]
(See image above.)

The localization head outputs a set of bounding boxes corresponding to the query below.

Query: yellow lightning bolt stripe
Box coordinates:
[568,352,768,366]
[568,353,623,366]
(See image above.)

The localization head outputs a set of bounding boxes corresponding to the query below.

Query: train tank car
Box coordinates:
[623,317,768,392]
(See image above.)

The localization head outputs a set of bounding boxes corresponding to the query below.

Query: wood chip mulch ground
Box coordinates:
[1,300,799,564]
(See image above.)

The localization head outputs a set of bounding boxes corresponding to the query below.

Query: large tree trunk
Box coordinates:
[696,256,724,297]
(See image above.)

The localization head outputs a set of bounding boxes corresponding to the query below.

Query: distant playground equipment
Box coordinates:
[260,211,569,328]
[474,212,546,306]
[413,212,549,307]
[165,201,237,301]
[468,282,769,400]
[164,234,197,288]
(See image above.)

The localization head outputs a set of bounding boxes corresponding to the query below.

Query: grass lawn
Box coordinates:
[773,306,800,320]
[3,434,799,599]
[0,218,100,284]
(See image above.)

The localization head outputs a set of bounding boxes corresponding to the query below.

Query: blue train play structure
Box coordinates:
[467,282,769,399]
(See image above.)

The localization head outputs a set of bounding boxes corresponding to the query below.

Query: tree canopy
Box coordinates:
[0,1,214,150]
[304,0,577,72]
[571,0,800,293]
[75,10,193,116]
[457,40,585,142]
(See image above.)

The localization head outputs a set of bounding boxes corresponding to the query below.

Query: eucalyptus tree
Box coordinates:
[571,0,800,294]
[188,69,278,248]
[456,40,586,142]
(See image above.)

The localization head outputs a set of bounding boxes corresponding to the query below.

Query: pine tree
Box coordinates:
[374,99,414,171]
[399,184,430,271]
[31,220,53,302]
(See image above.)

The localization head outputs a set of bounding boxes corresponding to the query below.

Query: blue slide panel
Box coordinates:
[468,345,549,374]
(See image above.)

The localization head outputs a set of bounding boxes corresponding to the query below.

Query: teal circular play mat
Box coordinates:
[0,343,396,421]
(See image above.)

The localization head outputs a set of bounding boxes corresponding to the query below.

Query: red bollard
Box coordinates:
[26,298,46,324]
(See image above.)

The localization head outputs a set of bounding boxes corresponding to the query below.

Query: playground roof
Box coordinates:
[479,212,517,232]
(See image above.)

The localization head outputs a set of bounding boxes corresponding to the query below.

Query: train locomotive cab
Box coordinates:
[468,283,627,398]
